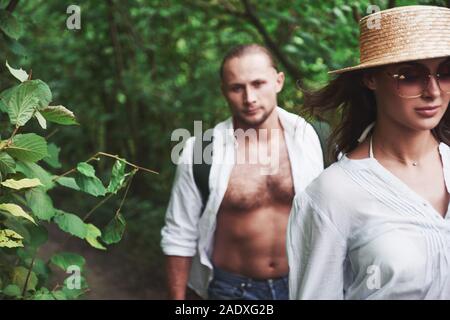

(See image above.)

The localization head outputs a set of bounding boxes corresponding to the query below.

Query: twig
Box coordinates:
[22,250,36,297]
[53,151,158,181]
[115,169,137,218]
[5,0,19,13]
[7,126,20,146]
[45,128,59,140]
[82,193,115,222]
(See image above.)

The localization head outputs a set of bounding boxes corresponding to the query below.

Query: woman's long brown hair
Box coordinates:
[303,70,450,164]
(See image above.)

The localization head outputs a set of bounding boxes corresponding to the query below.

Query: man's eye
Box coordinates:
[231,87,242,92]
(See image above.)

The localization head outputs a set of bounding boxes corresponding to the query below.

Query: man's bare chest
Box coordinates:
[220,146,294,211]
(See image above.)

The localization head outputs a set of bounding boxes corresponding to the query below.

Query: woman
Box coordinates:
[287,5,450,299]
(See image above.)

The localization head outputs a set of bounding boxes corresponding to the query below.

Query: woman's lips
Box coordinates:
[414,106,440,117]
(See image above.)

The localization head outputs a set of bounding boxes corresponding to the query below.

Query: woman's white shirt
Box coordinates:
[287,143,450,299]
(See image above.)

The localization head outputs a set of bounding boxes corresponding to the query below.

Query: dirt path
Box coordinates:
[39,224,167,299]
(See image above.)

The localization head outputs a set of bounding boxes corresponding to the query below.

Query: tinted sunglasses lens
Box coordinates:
[396,66,427,97]
[438,62,450,93]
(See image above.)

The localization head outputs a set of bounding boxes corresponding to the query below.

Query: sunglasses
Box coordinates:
[386,60,450,99]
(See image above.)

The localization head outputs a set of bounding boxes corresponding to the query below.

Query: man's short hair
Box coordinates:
[220,44,278,80]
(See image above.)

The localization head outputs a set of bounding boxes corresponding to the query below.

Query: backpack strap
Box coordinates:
[192,137,213,213]
[310,119,330,166]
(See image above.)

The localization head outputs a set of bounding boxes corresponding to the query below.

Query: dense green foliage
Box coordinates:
[1,0,448,298]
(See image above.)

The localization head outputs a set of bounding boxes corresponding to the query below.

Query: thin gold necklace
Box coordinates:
[369,136,435,167]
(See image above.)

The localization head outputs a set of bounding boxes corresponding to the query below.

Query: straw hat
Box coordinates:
[330,5,450,74]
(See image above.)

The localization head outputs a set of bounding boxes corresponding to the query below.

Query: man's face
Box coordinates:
[221,52,285,127]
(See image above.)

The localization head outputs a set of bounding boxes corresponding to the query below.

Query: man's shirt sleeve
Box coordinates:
[161,137,203,257]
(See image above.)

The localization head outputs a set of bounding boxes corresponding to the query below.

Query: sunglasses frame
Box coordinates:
[386,62,450,99]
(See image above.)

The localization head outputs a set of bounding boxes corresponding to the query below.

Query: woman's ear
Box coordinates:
[362,71,377,91]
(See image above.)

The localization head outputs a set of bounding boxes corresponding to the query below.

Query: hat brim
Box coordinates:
[329,52,450,75]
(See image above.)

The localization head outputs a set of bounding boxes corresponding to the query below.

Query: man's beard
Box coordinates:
[236,107,274,127]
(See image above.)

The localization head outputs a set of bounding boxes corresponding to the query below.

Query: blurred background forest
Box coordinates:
[0,0,448,299]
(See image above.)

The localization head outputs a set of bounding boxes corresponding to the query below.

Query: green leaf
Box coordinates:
[34,110,47,129]
[32,288,54,300]
[54,176,80,191]
[5,80,51,126]
[0,10,23,40]
[25,187,55,221]
[16,161,55,191]
[40,105,78,125]
[106,160,126,194]
[0,203,36,225]
[102,213,126,245]
[5,61,28,82]
[2,284,21,297]
[0,86,15,113]
[85,223,106,250]
[6,133,48,162]
[3,218,30,242]
[77,162,97,178]
[1,178,42,190]
[75,162,106,197]
[75,174,106,197]
[43,143,61,169]
[53,210,87,239]
[0,228,23,248]
[0,152,16,176]
[11,266,38,292]
[21,257,50,279]
[6,85,39,126]
[62,275,87,299]
[24,224,48,249]
[50,290,67,300]
[50,252,86,271]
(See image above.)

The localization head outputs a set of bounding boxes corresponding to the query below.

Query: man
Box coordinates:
[161,44,323,300]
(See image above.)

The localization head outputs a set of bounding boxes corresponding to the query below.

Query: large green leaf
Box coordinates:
[0,152,16,176]
[6,84,39,126]
[3,217,30,242]
[53,210,87,239]
[0,10,23,40]
[11,266,38,292]
[0,203,36,225]
[16,161,55,191]
[40,105,78,125]
[24,224,48,249]
[6,61,28,82]
[6,134,48,162]
[43,143,61,169]
[1,178,42,190]
[2,284,21,297]
[0,86,15,113]
[5,80,51,126]
[75,162,106,197]
[102,213,126,245]
[77,162,97,177]
[25,188,55,221]
[50,252,86,271]
[54,176,80,191]
[0,228,23,248]
[106,159,126,194]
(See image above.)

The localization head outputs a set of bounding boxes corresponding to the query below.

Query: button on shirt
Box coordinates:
[161,107,324,299]
[287,143,450,299]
